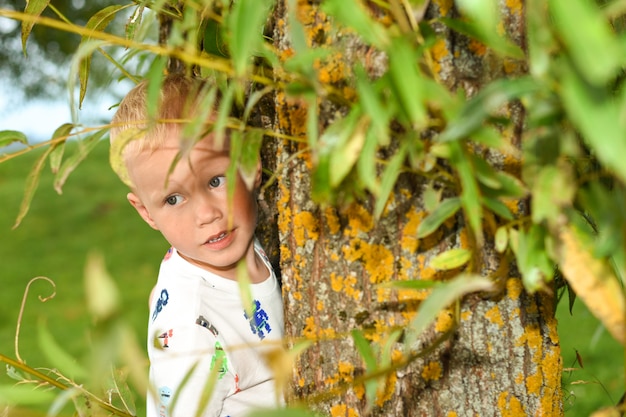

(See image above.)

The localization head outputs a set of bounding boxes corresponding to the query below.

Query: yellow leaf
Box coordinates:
[556,224,625,344]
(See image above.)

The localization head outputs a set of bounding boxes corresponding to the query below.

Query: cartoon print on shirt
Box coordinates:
[211,342,228,379]
[158,386,172,417]
[244,299,272,340]
[195,315,219,336]
[152,289,169,321]
[157,329,173,348]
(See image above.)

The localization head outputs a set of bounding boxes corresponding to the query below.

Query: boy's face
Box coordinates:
[126,133,261,278]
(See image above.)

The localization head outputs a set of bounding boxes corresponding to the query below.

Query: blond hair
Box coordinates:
[109,74,219,185]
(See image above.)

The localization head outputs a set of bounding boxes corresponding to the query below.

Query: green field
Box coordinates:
[0,141,623,416]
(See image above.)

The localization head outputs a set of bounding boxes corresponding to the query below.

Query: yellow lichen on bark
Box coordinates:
[325,207,341,234]
[293,211,320,245]
[330,404,359,417]
[506,0,523,16]
[432,0,453,17]
[421,361,443,381]
[485,305,504,327]
[435,308,454,333]
[498,392,526,417]
[401,210,423,253]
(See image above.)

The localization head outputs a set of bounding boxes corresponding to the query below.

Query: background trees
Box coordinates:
[1,0,625,416]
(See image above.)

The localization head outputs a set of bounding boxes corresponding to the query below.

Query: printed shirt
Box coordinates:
[146,242,284,417]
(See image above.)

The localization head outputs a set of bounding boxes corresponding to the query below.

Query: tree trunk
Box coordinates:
[267,0,563,415]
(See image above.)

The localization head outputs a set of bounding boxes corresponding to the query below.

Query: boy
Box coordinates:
[109,74,284,417]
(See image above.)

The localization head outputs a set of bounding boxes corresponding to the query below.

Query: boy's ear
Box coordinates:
[127,192,159,230]
[254,158,263,189]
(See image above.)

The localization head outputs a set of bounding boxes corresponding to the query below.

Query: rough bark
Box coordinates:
[265,0,563,415]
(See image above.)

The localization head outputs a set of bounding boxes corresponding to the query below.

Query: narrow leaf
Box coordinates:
[238,129,264,191]
[374,144,407,219]
[76,2,116,107]
[438,77,539,143]
[0,384,56,405]
[38,319,88,380]
[416,197,462,238]
[54,130,104,194]
[449,142,483,244]
[549,0,621,84]
[560,65,626,185]
[430,248,472,270]
[388,38,428,128]
[322,0,389,49]
[13,146,53,229]
[21,0,51,54]
[0,130,28,148]
[405,275,494,350]
[227,0,273,76]
[379,280,441,290]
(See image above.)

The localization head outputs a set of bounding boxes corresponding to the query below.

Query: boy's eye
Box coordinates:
[209,176,226,188]
[165,195,183,206]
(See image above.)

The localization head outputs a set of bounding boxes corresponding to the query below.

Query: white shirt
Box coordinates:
[146,243,284,417]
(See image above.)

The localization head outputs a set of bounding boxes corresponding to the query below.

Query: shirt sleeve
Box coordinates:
[146,287,235,417]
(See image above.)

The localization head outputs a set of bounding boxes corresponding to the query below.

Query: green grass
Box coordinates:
[557,296,624,416]
[0,140,623,416]
[0,141,167,416]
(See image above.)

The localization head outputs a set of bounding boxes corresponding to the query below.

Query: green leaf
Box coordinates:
[379,280,441,290]
[430,248,472,270]
[515,225,554,292]
[227,0,273,76]
[526,0,555,78]
[438,77,539,143]
[21,0,51,54]
[351,330,379,405]
[355,65,392,146]
[495,226,508,253]
[38,319,88,380]
[0,130,28,148]
[0,384,56,406]
[405,274,494,350]
[482,196,513,221]
[111,368,137,415]
[146,58,167,120]
[374,144,407,219]
[330,117,368,188]
[322,0,389,49]
[388,37,428,128]
[54,130,105,194]
[449,142,483,244]
[560,64,626,185]
[84,252,120,321]
[235,128,263,191]
[531,164,575,224]
[48,123,74,174]
[78,5,125,107]
[549,0,621,84]
[417,197,462,238]
[13,146,54,229]
[440,16,523,59]
[357,127,381,195]
[126,5,145,43]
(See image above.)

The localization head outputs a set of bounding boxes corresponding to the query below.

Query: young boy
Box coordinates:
[109,74,284,417]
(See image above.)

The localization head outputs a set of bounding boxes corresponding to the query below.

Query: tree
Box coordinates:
[1,0,625,416]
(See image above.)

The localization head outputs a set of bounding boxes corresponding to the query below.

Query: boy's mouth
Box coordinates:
[207,231,228,244]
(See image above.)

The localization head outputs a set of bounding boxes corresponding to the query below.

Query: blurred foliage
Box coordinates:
[0,0,133,100]
[1,0,626,415]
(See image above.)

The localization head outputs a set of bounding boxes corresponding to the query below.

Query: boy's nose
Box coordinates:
[195,193,222,225]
